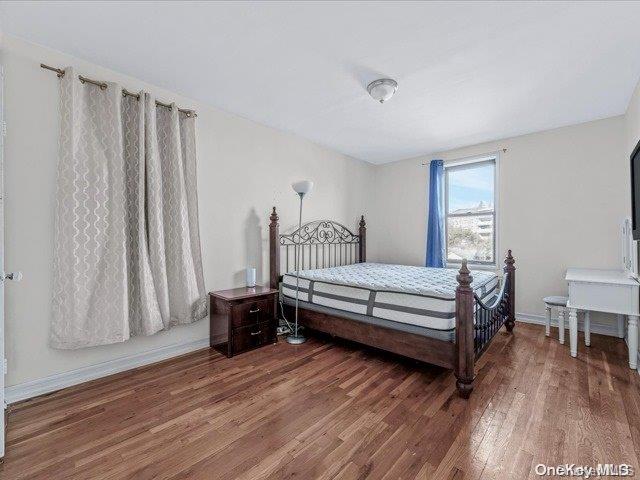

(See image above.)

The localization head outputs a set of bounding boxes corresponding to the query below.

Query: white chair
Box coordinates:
[544,296,568,344]
[543,296,591,347]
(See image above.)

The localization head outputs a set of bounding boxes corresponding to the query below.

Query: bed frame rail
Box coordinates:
[474,271,510,357]
[455,251,516,398]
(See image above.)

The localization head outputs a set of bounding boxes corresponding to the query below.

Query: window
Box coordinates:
[444,156,497,266]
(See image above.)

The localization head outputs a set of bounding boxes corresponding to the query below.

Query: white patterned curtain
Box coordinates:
[51,68,206,349]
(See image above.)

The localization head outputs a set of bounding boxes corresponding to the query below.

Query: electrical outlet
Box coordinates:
[276,326,290,336]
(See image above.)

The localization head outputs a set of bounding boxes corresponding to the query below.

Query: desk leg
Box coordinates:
[628,315,638,370]
[569,308,578,358]
[618,314,625,339]
[584,311,590,347]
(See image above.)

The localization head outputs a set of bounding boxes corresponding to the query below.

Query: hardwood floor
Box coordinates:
[2,323,640,479]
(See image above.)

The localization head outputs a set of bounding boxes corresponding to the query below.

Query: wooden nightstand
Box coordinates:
[209,286,278,357]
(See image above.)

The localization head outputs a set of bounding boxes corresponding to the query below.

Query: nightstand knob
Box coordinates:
[249,308,260,314]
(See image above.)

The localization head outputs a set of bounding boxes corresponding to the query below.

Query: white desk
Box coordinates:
[566,268,639,368]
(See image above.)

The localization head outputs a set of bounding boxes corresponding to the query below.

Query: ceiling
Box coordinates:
[2,1,640,164]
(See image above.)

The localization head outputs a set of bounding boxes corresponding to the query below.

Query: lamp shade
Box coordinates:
[292,180,314,195]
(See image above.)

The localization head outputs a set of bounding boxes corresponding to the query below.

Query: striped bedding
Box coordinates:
[281,263,499,336]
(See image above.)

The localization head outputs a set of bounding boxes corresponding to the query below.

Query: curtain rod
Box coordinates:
[40,63,197,118]
[420,148,507,166]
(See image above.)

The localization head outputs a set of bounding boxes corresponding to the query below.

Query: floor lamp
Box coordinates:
[287,180,313,345]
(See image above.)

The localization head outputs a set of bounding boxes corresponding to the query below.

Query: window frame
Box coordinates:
[444,154,499,269]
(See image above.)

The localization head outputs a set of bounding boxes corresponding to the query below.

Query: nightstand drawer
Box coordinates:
[231,321,276,354]
[209,286,278,358]
[231,298,272,328]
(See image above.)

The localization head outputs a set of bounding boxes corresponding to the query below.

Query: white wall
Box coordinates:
[369,117,628,324]
[1,35,375,387]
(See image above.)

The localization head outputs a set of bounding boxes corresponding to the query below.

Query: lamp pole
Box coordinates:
[294,193,303,338]
[287,180,313,345]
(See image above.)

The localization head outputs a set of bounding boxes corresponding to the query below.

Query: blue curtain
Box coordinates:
[426,159,445,267]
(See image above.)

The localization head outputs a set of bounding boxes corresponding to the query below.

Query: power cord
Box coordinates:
[277,296,293,335]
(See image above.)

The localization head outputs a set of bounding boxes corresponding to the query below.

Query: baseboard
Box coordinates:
[5,337,210,404]
[516,312,618,337]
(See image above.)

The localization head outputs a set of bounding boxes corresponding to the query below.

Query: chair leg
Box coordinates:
[545,306,551,337]
[558,308,565,345]
[584,311,590,347]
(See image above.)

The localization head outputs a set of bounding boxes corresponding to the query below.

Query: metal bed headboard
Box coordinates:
[269,207,366,288]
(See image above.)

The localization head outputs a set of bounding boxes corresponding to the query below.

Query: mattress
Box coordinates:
[281,263,499,338]
[281,297,458,342]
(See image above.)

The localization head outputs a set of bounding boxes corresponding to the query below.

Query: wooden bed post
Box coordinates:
[504,250,516,333]
[269,207,280,289]
[455,260,475,399]
[358,215,366,263]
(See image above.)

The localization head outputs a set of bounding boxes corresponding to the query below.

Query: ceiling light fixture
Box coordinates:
[367,78,398,104]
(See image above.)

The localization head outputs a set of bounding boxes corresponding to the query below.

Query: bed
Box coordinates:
[268,207,516,398]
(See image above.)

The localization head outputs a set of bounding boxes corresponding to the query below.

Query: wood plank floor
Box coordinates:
[2,323,640,479]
